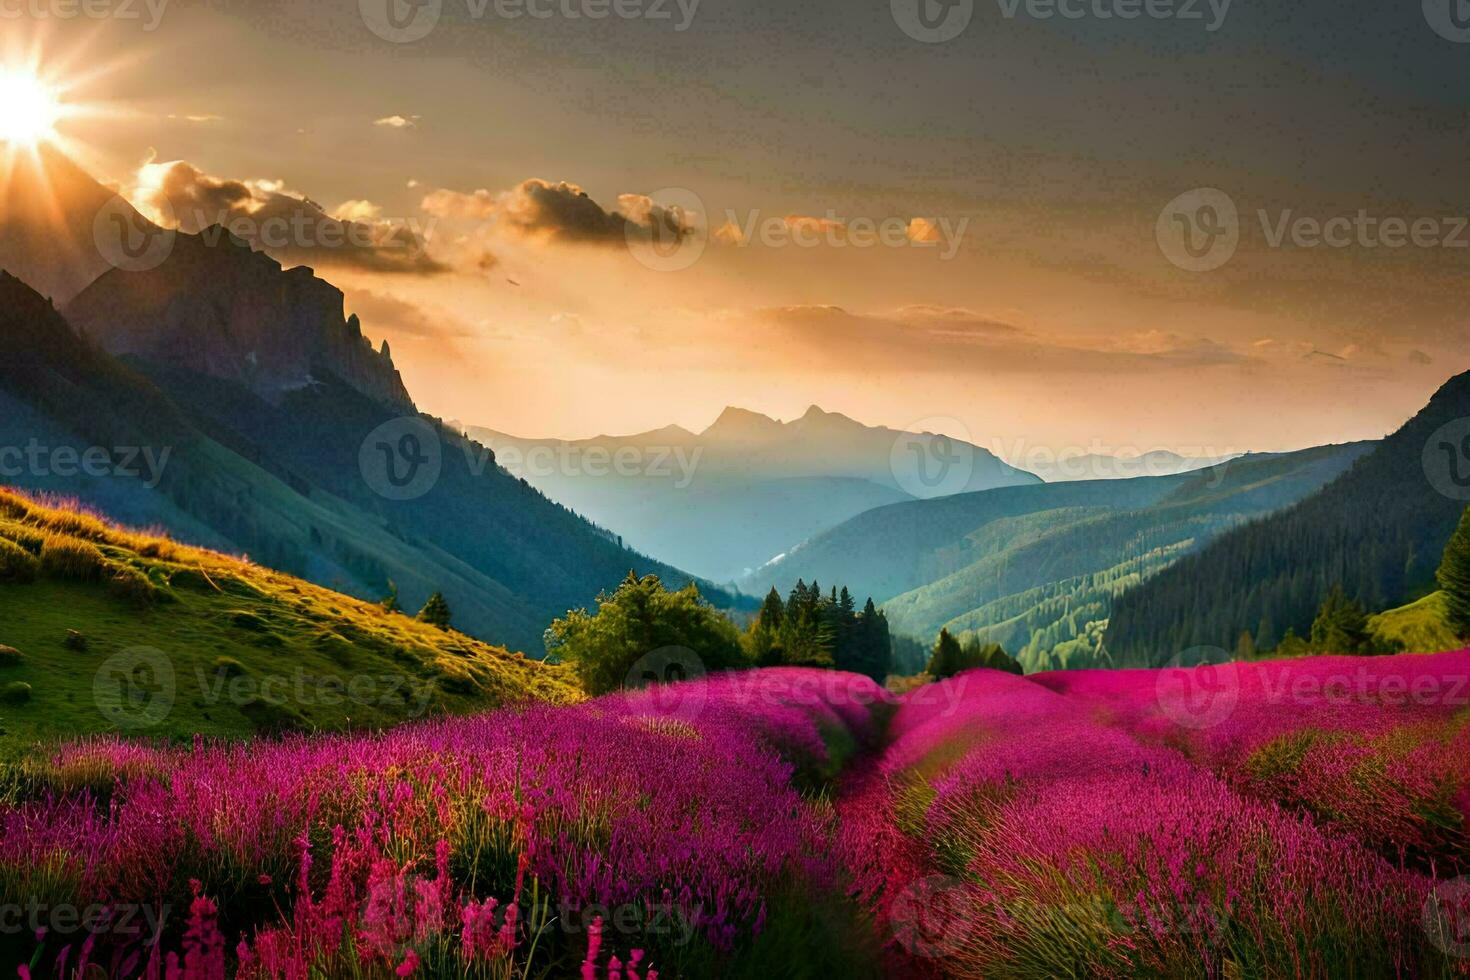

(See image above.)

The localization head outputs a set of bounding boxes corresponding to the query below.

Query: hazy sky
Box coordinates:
[7,0,1470,457]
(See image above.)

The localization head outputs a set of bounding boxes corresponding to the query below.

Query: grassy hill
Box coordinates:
[0,486,580,750]
[1367,591,1463,654]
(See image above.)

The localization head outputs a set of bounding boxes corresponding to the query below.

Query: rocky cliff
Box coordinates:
[65,229,414,410]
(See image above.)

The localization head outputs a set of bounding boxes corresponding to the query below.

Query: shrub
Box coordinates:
[108,564,157,607]
[417,591,453,629]
[38,535,107,582]
[0,537,38,582]
[0,682,32,705]
[546,572,750,696]
[0,646,22,667]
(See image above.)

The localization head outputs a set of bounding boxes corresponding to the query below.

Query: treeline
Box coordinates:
[928,628,1024,679]
[746,580,893,681]
[544,573,1035,696]
[546,573,897,694]
[1105,371,1470,667]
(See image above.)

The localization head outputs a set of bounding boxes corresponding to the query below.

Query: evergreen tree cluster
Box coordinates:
[745,580,894,681]
[1437,504,1470,638]
[926,628,1024,680]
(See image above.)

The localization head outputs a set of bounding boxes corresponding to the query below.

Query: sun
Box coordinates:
[0,69,61,147]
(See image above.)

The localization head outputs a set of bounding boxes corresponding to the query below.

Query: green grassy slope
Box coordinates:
[0,486,580,751]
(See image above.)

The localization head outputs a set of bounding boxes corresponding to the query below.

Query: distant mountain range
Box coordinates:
[1105,370,1470,665]
[0,151,739,653]
[745,442,1374,670]
[468,406,1041,582]
[1024,449,1240,482]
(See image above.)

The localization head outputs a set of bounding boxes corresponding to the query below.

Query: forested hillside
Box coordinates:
[1105,370,1470,665]
[752,444,1372,669]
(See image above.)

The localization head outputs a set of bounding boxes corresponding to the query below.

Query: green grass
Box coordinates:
[0,486,582,752]
[1368,591,1463,654]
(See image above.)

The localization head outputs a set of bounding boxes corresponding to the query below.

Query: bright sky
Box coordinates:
[3,1,1467,457]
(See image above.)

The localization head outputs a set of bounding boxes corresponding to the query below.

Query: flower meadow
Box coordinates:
[844,650,1470,978]
[6,654,1470,979]
[0,670,892,979]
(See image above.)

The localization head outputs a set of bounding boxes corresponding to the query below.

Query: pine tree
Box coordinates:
[1235,629,1256,661]
[1309,586,1368,653]
[927,628,962,679]
[417,591,452,629]
[759,587,785,631]
[1437,504,1470,638]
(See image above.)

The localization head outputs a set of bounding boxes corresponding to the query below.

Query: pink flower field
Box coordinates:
[844,650,1470,978]
[5,655,1470,978]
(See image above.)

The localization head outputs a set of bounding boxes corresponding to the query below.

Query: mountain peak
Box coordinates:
[791,404,864,431]
[65,227,414,410]
[704,406,783,439]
